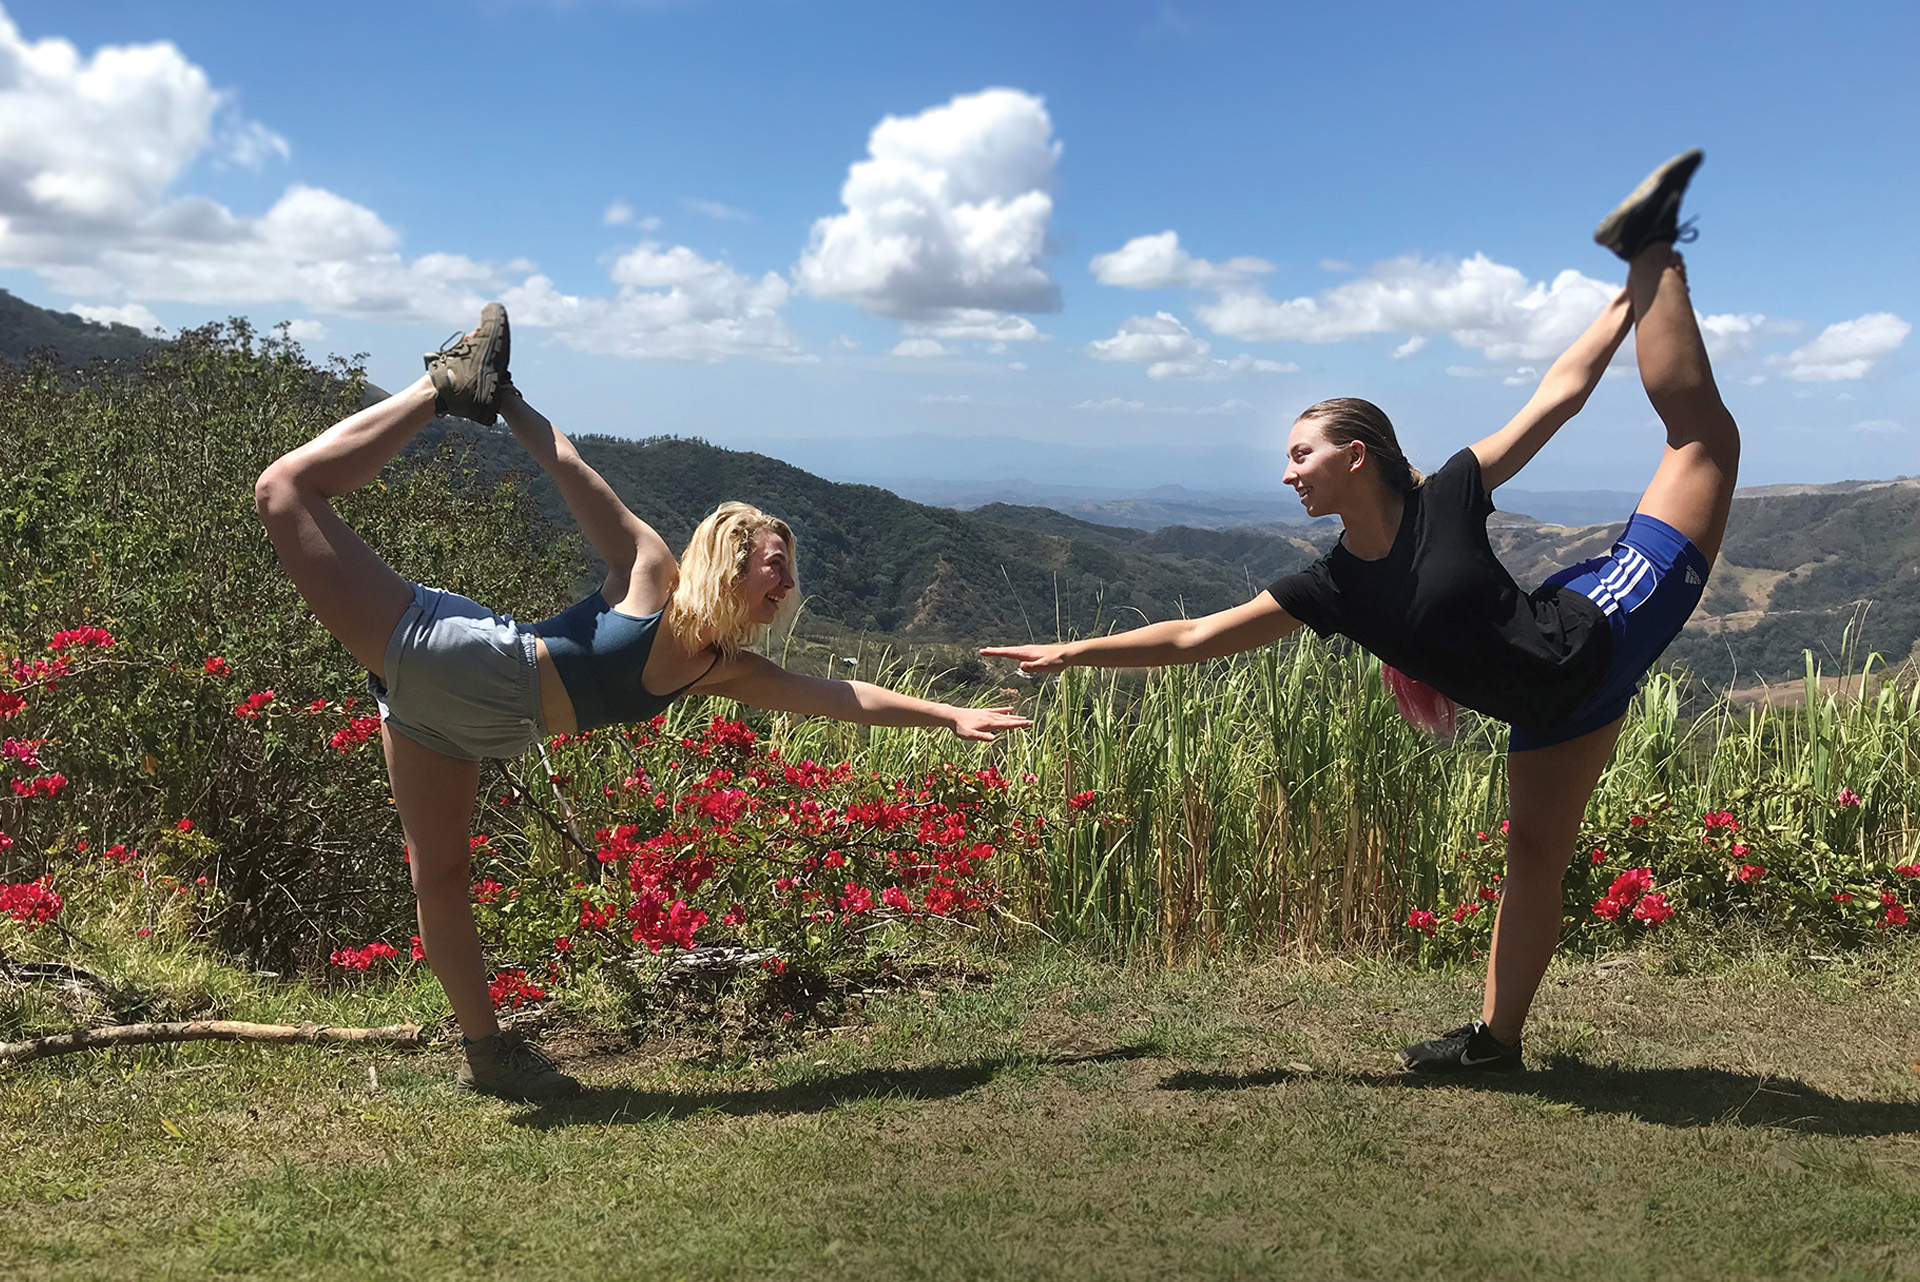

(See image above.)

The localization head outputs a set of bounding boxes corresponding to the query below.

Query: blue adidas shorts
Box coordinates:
[1508,513,1710,752]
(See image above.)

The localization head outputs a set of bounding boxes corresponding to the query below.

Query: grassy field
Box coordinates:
[6,938,1920,1281]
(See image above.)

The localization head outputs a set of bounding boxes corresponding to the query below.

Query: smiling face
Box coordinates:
[738,529,796,626]
[1282,417,1362,518]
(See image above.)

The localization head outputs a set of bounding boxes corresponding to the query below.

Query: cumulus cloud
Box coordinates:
[1389,335,1427,360]
[282,318,327,343]
[1089,231,1272,291]
[1195,254,1621,362]
[503,242,800,363]
[69,301,161,332]
[796,88,1061,323]
[684,197,750,223]
[603,199,634,226]
[901,307,1043,353]
[890,338,947,358]
[1074,396,1253,415]
[1776,312,1911,381]
[1086,311,1294,380]
[0,12,798,362]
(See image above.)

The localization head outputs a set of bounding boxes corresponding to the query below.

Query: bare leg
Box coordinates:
[1623,247,1742,563]
[253,375,440,676]
[1482,717,1624,1044]
[385,724,496,1040]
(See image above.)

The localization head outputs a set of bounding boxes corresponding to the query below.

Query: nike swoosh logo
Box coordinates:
[1459,1048,1509,1067]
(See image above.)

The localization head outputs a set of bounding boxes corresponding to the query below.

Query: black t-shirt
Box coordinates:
[1266,449,1612,733]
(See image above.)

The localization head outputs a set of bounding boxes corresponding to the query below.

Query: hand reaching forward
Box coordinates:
[978,644,1072,675]
[951,705,1031,742]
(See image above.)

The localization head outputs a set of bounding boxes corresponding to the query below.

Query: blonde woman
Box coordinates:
[254,306,1027,1099]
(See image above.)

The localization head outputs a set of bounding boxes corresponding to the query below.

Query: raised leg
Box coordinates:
[1482,716,1625,1044]
[253,376,439,676]
[1624,246,1742,565]
[384,723,496,1040]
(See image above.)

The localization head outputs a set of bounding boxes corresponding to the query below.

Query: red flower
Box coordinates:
[0,877,63,927]
[1,737,45,768]
[1832,892,1854,904]
[329,716,380,754]
[203,655,231,676]
[1590,848,1607,866]
[1837,786,1862,808]
[9,772,67,799]
[1607,867,1655,903]
[1736,863,1766,884]
[472,878,505,905]
[1628,814,1648,827]
[0,692,23,718]
[1592,895,1625,922]
[232,689,275,720]
[46,626,114,652]
[1405,908,1438,937]
[410,934,425,961]
[1633,893,1674,925]
[174,817,194,832]
[1067,790,1097,812]
[1883,897,1910,928]
[488,969,546,1010]
[1895,864,1920,879]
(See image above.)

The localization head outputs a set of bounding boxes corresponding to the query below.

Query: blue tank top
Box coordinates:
[532,592,715,732]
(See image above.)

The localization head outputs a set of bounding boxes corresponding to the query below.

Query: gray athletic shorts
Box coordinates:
[365,583,547,761]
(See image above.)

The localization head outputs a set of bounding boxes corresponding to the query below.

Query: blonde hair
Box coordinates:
[665,501,798,658]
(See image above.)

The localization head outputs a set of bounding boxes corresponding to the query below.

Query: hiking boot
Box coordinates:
[1399,1020,1523,1074]
[424,302,510,425]
[1593,148,1704,262]
[455,1028,582,1100]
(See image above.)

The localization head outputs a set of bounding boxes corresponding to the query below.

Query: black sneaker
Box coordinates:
[1593,148,1704,262]
[1399,1020,1523,1074]
[455,1028,582,1100]
[424,302,510,425]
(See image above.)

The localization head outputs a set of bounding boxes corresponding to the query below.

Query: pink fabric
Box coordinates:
[1381,664,1458,741]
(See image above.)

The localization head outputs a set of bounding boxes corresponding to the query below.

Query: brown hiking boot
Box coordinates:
[1593,149,1704,262]
[424,302,510,425]
[455,1028,582,1101]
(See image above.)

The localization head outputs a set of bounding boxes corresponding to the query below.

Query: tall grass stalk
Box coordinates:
[744,631,1920,959]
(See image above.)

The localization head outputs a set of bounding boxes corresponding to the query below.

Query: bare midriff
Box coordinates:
[533,637,578,737]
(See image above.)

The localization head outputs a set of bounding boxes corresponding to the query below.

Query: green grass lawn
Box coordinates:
[6,940,1920,1281]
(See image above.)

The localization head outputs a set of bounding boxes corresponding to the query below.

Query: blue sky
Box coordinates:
[4,0,1914,496]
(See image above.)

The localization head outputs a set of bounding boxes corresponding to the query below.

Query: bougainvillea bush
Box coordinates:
[1402,784,1915,961]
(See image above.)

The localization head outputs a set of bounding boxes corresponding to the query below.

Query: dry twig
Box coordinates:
[0,1019,425,1066]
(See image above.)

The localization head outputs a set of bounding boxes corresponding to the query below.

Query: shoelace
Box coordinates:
[432,330,475,361]
[502,1036,563,1075]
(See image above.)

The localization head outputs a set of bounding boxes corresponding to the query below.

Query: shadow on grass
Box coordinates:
[514,1045,1157,1129]
[1160,1060,1920,1137]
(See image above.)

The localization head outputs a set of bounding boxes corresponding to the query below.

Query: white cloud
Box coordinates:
[1086,311,1294,380]
[796,87,1061,324]
[1849,418,1906,435]
[1319,258,1352,273]
[1776,312,1910,381]
[890,337,947,358]
[1390,335,1427,360]
[1697,311,1768,360]
[503,242,800,363]
[1074,396,1253,415]
[1007,361,1027,371]
[832,334,860,350]
[903,308,1043,349]
[684,196,751,223]
[1090,231,1271,291]
[1502,365,1539,386]
[603,199,633,226]
[283,318,327,343]
[0,13,798,363]
[1446,365,1492,379]
[1196,254,1620,363]
[918,393,973,404]
[69,301,160,332]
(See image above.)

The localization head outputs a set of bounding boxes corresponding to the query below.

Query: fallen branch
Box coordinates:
[0,1019,426,1066]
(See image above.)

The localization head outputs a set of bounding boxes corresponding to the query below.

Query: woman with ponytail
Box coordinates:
[255,307,1027,1100]
[984,150,1737,1073]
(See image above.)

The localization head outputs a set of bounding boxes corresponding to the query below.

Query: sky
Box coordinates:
[2,0,1915,498]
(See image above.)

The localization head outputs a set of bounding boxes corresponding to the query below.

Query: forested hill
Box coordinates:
[417,423,1317,641]
[0,289,158,364]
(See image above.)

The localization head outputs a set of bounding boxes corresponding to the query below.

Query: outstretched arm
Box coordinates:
[980,593,1300,674]
[697,652,1030,742]
[1471,285,1634,490]
[497,384,675,601]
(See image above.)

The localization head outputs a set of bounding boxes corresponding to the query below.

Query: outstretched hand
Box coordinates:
[979,643,1071,675]
[950,705,1031,742]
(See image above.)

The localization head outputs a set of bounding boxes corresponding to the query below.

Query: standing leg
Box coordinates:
[1622,247,1742,564]
[1482,718,1625,1043]
[383,724,494,1039]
